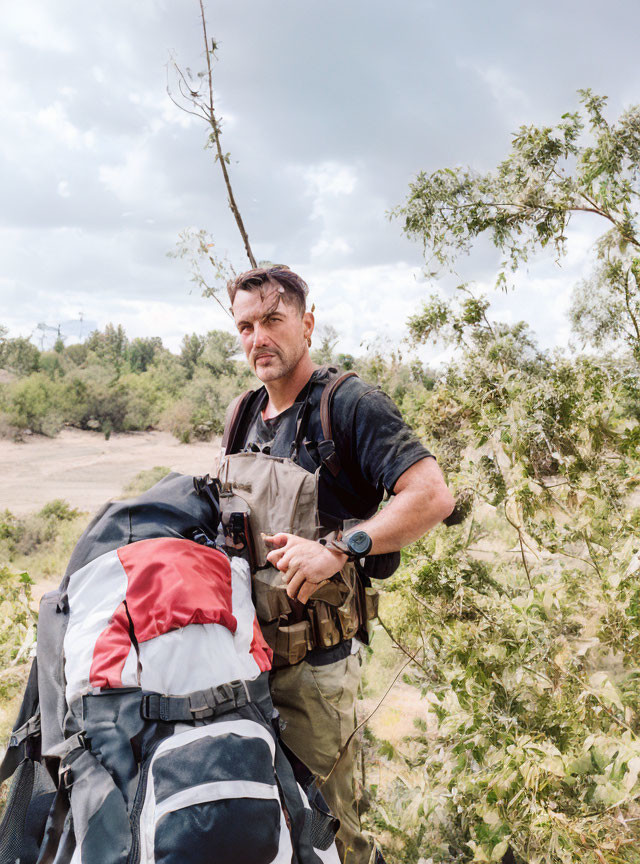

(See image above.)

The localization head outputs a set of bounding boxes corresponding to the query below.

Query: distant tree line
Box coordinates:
[0,322,434,442]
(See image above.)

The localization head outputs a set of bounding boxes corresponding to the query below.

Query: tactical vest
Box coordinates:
[216,368,380,668]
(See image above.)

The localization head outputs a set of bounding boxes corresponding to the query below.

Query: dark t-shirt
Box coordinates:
[237,367,432,529]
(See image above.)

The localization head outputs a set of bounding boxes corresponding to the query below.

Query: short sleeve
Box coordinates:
[333,381,433,496]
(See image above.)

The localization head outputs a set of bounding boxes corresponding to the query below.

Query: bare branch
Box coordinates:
[197,0,256,268]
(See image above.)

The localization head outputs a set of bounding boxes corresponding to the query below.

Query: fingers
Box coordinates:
[266,547,287,567]
[298,579,329,606]
[263,533,290,548]
[285,568,306,600]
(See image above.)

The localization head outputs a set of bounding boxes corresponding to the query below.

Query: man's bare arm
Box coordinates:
[356,456,455,554]
[265,457,455,604]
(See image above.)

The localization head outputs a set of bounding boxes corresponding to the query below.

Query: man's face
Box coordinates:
[232,282,313,383]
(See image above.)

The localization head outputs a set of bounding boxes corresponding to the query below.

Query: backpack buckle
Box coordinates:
[188,692,216,721]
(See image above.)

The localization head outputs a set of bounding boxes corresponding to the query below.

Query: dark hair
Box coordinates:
[227,265,309,315]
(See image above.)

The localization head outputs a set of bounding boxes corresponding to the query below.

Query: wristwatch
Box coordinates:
[325,529,373,561]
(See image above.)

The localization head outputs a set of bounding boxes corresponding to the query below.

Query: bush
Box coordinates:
[369,296,640,864]
[159,368,251,442]
[6,373,65,436]
[0,566,36,709]
[123,466,172,497]
[0,325,254,441]
[1,500,82,557]
[39,500,80,522]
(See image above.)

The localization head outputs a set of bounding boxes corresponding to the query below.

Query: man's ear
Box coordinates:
[302,310,315,341]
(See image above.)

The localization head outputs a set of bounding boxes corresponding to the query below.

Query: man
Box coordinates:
[222,265,455,864]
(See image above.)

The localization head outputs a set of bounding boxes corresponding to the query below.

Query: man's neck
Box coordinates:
[263,356,319,419]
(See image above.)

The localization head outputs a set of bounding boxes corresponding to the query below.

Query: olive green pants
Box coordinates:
[270,653,375,864]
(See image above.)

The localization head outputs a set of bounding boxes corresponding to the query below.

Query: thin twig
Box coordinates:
[322,646,417,785]
[377,616,430,676]
[503,507,534,588]
[198,0,256,267]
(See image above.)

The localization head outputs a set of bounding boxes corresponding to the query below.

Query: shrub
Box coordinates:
[1,500,82,557]
[7,373,64,436]
[123,466,172,497]
[369,296,640,864]
[0,566,36,709]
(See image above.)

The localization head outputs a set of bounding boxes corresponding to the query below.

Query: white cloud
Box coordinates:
[305,261,428,354]
[98,143,167,207]
[459,59,530,123]
[5,2,75,53]
[36,102,92,149]
[57,180,70,198]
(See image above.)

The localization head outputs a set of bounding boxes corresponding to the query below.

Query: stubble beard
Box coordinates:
[251,340,306,384]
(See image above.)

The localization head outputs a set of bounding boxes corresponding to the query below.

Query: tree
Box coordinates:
[396,90,640,356]
[85,324,129,374]
[0,335,40,377]
[372,291,640,863]
[311,324,340,365]
[127,336,164,373]
[200,330,238,377]
[179,332,206,378]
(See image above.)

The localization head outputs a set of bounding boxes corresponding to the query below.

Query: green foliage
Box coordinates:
[168,227,234,301]
[128,336,164,373]
[160,367,252,442]
[0,500,81,557]
[372,296,640,864]
[396,90,640,356]
[0,335,40,376]
[311,325,340,365]
[180,332,206,378]
[6,373,65,436]
[0,566,36,709]
[123,466,172,497]
[571,252,640,360]
[0,324,249,442]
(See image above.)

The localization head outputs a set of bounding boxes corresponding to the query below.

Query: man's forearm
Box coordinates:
[352,457,455,555]
[265,457,455,603]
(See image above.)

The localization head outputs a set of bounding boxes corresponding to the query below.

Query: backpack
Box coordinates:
[0,473,339,864]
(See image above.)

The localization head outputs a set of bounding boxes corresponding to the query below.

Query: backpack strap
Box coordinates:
[319,369,381,478]
[319,371,358,443]
[220,389,255,457]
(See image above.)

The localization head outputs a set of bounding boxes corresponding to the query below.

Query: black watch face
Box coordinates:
[347,530,371,557]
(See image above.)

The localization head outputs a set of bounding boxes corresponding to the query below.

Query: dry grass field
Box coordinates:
[0,428,220,515]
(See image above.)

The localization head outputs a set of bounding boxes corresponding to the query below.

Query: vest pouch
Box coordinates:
[274,621,312,666]
[308,603,342,649]
[365,586,380,621]
[254,568,292,623]
[217,491,257,571]
[337,601,359,640]
[308,579,346,607]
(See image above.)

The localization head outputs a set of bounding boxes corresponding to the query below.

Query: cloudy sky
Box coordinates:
[2,0,639,360]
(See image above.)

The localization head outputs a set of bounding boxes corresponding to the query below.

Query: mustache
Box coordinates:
[252,348,281,362]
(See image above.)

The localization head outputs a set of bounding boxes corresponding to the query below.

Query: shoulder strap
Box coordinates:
[318,369,361,478]
[319,370,358,444]
[221,389,255,456]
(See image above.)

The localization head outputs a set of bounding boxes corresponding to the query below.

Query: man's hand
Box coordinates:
[264,533,347,605]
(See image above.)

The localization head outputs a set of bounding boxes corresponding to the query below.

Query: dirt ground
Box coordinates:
[0,428,220,515]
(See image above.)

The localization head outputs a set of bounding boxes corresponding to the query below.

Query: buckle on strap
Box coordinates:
[48,731,89,762]
[188,679,251,721]
[9,712,41,748]
[141,693,179,722]
[141,680,253,723]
